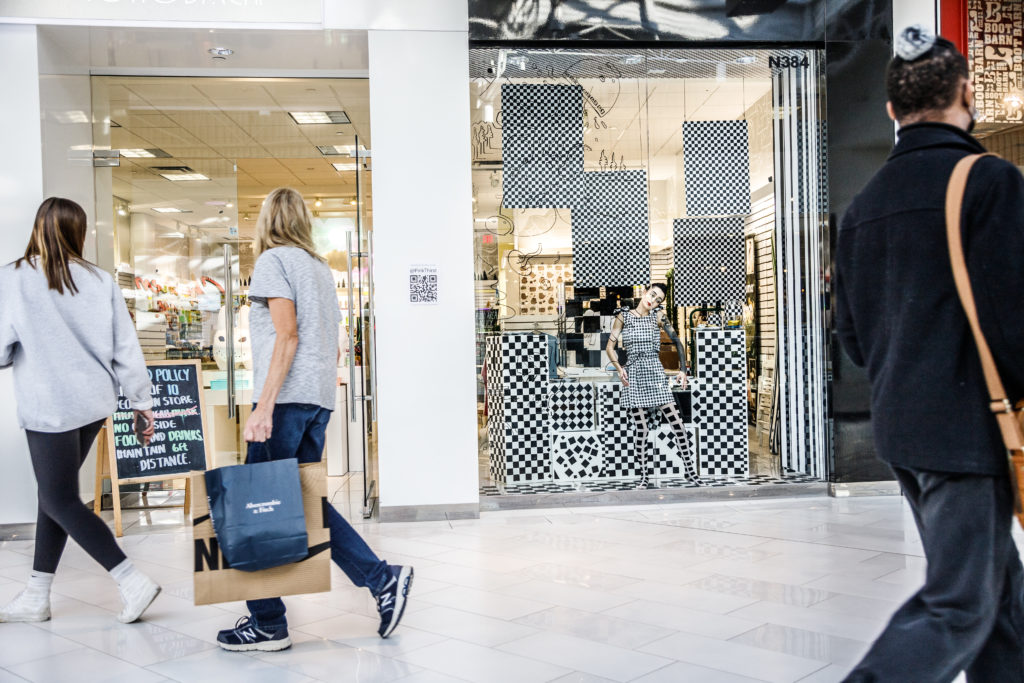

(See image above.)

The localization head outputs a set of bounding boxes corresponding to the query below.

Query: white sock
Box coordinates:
[109,559,140,587]
[26,571,54,597]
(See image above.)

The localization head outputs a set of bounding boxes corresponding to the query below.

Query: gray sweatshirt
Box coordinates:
[0,258,153,432]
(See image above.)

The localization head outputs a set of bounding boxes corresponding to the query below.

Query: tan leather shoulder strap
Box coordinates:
[945,153,1010,409]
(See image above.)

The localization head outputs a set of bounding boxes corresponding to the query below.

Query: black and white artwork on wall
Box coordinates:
[572,170,651,287]
[683,120,751,216]
[501,83,584,208]
[673,217,746,307]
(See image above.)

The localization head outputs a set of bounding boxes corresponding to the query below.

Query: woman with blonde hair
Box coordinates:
[216,188,413,652]
[0,197,161,624]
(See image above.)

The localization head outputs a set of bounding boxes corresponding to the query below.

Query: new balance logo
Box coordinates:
[240,628,258,642]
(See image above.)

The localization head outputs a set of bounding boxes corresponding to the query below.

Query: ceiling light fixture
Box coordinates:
[332,162,358,171]
[153,207,188,213]
[349,199,357,206]
[117,207,128,217]
[314,198,323,208]
[288,111,351,125]
[734,55,757,64]
[208,47,234,58]
[317,144,366,156]
[160,172,210,182]
[119,148,172,158]
[226,202,234,208]
[620,55,643,65]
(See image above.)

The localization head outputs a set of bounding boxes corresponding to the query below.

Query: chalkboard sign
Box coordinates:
[109,360,208,481]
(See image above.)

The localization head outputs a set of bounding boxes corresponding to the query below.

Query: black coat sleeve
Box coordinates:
[835,214,866,368]
[964,157,1024,395]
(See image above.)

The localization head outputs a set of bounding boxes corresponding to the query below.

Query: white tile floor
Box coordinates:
[0,476,1011,683]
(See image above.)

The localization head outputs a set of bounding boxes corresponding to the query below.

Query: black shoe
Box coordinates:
[376,565,414,638]
[217,616,292,652]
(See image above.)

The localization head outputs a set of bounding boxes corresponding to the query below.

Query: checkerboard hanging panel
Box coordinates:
[683,120,751,216]
[501,84,584,208]
[673,217,745,307]
[572,170,650,287]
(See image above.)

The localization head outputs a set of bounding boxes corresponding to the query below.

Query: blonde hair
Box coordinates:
[253,187,324,261]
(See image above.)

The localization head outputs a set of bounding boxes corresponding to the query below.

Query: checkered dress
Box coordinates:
[620,307,673,410]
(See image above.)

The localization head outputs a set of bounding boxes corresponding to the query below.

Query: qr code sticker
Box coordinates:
[409,273,438,304]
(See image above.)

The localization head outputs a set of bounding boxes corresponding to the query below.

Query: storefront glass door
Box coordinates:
[92,77,376,496]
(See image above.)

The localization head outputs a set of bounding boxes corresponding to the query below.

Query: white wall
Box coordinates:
[368,27,478,514]
[0,24,44,524]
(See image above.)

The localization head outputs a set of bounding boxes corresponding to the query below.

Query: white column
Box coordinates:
[0,24,44,524]
[368,28,479,520]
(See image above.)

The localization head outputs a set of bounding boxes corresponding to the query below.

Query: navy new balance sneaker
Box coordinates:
[217,616,292,652]
[376,565,414,638]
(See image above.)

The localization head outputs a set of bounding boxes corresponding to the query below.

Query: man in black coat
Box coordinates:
[837,27,1024,681]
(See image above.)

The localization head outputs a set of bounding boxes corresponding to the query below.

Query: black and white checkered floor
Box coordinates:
[480,470,821,496]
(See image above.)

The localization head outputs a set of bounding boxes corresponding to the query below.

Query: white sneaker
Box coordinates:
[0,590,51,623]
[116,573,161,623]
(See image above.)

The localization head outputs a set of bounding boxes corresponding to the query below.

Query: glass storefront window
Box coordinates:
[470,48,829,494]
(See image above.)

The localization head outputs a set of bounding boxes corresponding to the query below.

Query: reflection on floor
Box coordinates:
[1,482,990,683]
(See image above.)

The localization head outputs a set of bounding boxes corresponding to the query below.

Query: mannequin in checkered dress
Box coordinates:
[606,284,702,488]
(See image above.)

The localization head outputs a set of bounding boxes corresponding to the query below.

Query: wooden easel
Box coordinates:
[93,360,212,537]
[94,425,198,537]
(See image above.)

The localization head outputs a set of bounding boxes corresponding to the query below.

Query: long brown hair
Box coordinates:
[16,197,92,295]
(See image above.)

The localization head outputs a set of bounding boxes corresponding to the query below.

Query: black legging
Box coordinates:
[25,419,126,573]
[630,403,702,483]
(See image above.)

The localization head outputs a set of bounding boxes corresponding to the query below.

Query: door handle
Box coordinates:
[223,244,236,419]
[346,231,357,422]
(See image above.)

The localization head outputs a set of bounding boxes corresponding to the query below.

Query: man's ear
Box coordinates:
[886,101,898,122]
[963,80,976,109]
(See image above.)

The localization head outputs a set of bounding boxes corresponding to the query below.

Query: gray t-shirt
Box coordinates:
[249,247,340,411]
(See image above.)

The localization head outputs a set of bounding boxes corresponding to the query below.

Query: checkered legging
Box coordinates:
[630,403,703,485]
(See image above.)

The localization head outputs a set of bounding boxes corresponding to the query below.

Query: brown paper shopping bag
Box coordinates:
[191,461,331,605]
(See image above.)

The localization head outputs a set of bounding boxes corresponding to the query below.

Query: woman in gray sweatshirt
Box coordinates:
[0,197,161,624]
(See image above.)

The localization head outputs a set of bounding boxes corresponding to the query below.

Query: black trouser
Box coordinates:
[844,466,1024,682]
[25,419,126,574]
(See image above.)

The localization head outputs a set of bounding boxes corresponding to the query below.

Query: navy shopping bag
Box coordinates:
[204,459,309,572]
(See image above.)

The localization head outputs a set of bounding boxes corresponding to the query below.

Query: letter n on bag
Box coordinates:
[191,462,331,606]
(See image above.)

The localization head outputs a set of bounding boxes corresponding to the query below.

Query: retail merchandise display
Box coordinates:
[474,52,774,487]
[485,331,744,483]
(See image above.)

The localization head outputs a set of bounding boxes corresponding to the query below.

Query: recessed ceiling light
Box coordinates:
[119,148,172,158]
[160,173,210,182]
[208,47,234,57]
[160,231,186,238]
[289,111,351,125]
[648,68,666,75]
[620,55,643,65]
[318,144,366,156]
[226,202,234,208]
[153,207,186,213]
[734,56,757,64]
[332,163,358,171]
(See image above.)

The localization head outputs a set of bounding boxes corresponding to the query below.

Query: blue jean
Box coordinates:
[245,403,390,631]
